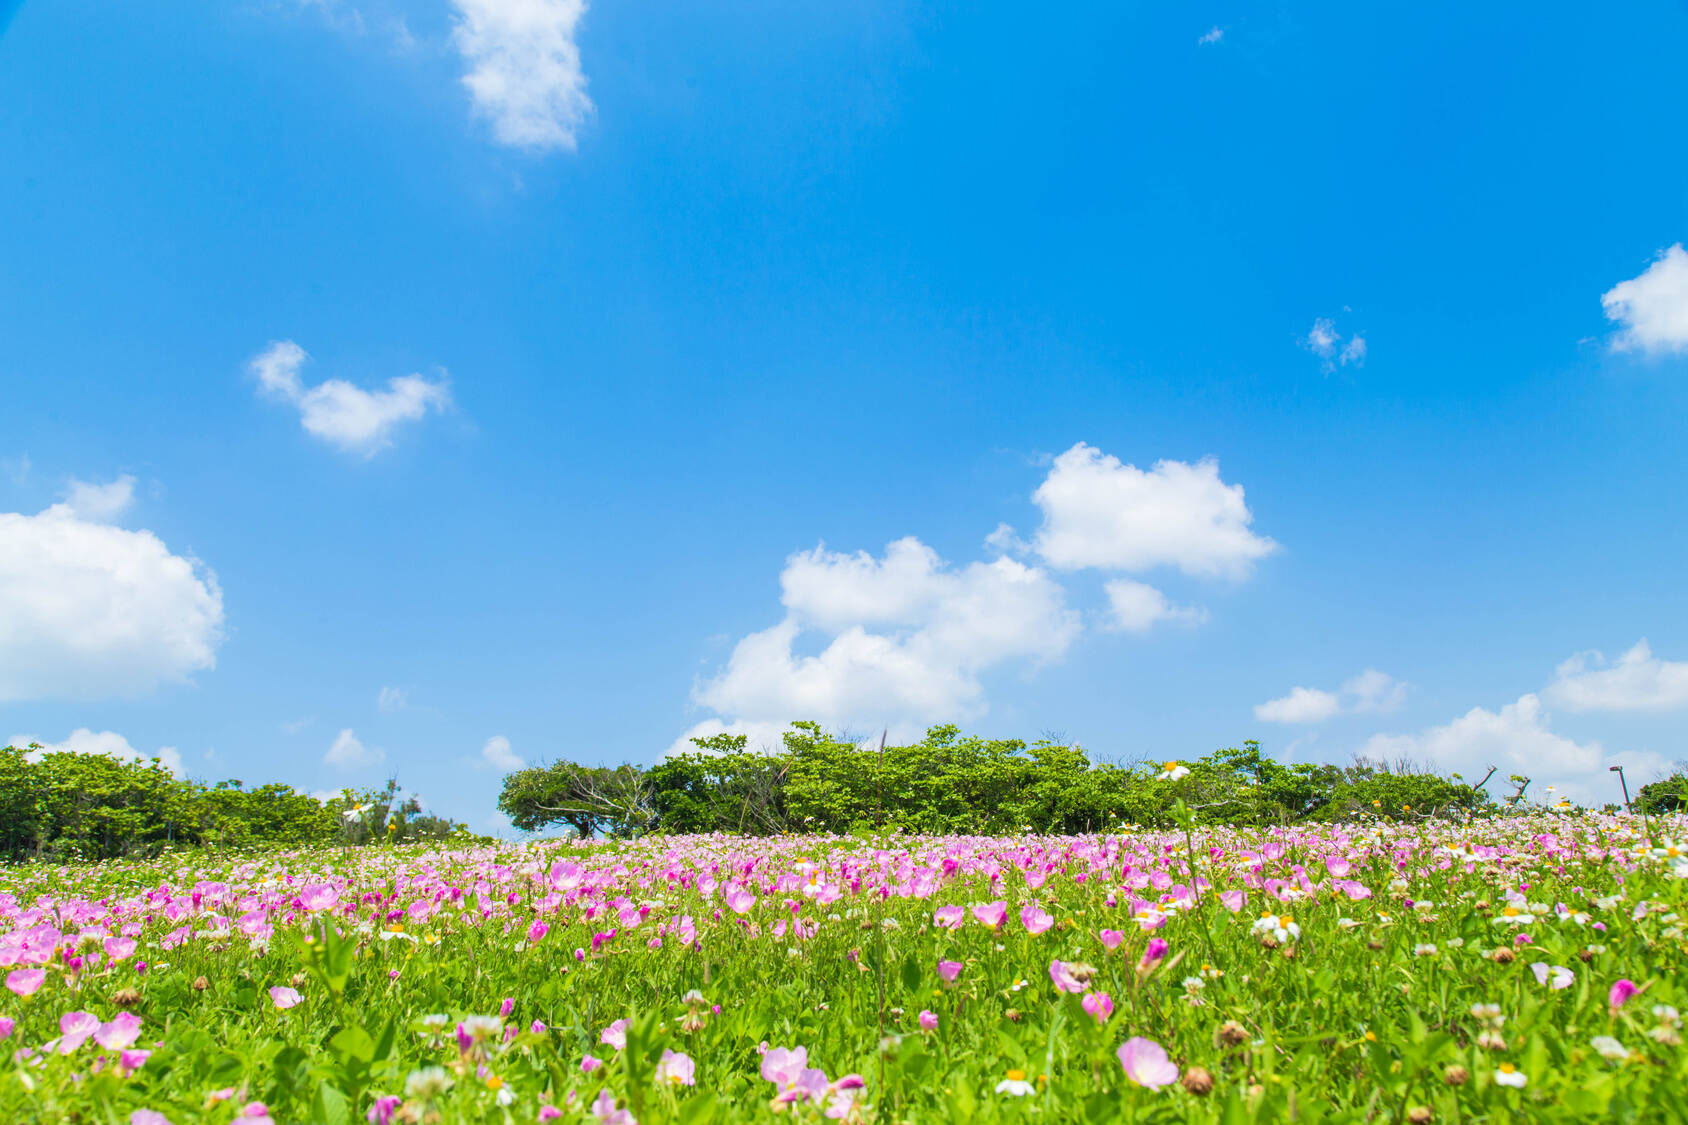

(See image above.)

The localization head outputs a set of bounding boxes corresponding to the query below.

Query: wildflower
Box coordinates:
[1250,912,1300,943]
[5,969,45,996]
[1528,963,1574,990]
[239,1103,276,1125]
[131,1113,171,1125]
[600,1018,630,1050]
[1413,943,1437,957]
[1118,1036,1180,1089]
[404,1067,453,1100]
[1081,991,1114,1023]
[995,1069,1035,1096]
[1098,928,1125,950]
[582,1055,603,1072]
[1048,960,1089,994]
[1609,979,1640,1008]
[762,1045,829,1105]
[94,1011,143,1051]
[591,1090,638,1125]
[1020,904,1054,934]
[499,998,515,1018]
[58,1011,101,1053]
[971,901,1008,929]
[1590,1035,1629,1062]
[269,986,302,1010]
[918,1010,938,1032]
[1182,1067,1214,1095]
[0,1017,11,1040]
[1139,937,1169,969]
[936,960,962,983]
[366,1095,402,1125]
[1159,762,1191,781]
[655,1048,696,1086]
[1493,1063,1527,1088]
[933,906,964,929]
[527,920,550,943]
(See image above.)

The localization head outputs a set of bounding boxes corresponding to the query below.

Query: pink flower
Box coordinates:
[6,969,45,996]
[762,1045,829,1103]
[527,920,550,943]
[299,884,339,912]
[366,1095,402,1124]
[1117,1036,1179,1089]
[240,1103,276,1125]
[1081,992,1114,1023]
[131,1112,171,1125]
[918,1010,938,1032]
[1139,937,1169,968]
[1098,928,1124,950]
[103,937,138,961]
[1048,960,1086,994]
[119,1048,152,1074]
[0,1017,12,1039]
[936,960,963,983]
[591,1090,637,1125]
[933,905,964,929]
[581,1054,604,1072]
[538,1108,563,1122]
[971,901,1007,929]
[531,1020,547,1034]
[499,998,515,1018]
[1020,904,1054,934]
[725,883,757,915]
[1219,889,1247,912]
[269,986,302,1009]
[655,1048,696,1086]
[58,1010,100,1053]
[600,1019,629,1050]
[94,1011,143,1050]
[1609,979,1640,1008]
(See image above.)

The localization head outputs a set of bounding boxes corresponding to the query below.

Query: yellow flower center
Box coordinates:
[1005,1069,1026,1082]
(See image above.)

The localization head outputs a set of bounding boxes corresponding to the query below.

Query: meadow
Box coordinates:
[1,810,1684,1124]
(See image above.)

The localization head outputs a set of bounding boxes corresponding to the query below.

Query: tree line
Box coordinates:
[0,743,467,862]
[498,722,1499,838]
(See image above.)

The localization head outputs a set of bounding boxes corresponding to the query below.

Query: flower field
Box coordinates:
[2,814,1685,1124]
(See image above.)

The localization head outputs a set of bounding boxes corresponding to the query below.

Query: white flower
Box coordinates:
[1158,761,1190,781]
[1494,1064,1528,1088]
[1413,943,1437,957]
[404,1067,454,1099]
[1470,1003,1505,1029]
[1590,1036,1629,1062]
[1528,962,1574,990]
[995,1072,1035,1096]
[1250,912,1300,943]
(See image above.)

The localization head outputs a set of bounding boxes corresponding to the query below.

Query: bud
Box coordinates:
[1406,1107,1433,1124]
[1218,1021,1249,1047]
[192,976,210,992]
[110,987,143,1008]
[291,972,309,988]
[1280,944,1298,961]
[1491,948,1515,965]
[1181,1067,1214,1096]
[1577,949,1594,963]
[1004,1008,1022,1023]
[1366,939,1384,951]
[1259,935,1279,949]
[1443,1065,1469,1087]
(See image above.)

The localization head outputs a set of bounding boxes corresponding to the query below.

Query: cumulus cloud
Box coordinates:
[6,728,184,776]
[1101,579,1207,633]
[1197,26,1224,45]
[479,734,524,771]
[1546,639,1688,713]
[377,685,409,712]
[1255,669,1406,723]
[323,728,385,769]
[1358,694,1672,804]
[690,538,1080,744]
[1602,244,1688,354]
[452,0,593,151]
[0,502,224,702]
[1031,443,1276,579]
[62,475,136,522]
[250,340,450,457]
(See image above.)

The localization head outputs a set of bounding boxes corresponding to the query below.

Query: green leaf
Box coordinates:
[312,1084,351,1125]
[899,952,921,995]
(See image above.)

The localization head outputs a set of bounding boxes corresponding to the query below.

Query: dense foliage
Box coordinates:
[500,724,1492,839]
[1,813,1684,1124]
[0,745,467,862]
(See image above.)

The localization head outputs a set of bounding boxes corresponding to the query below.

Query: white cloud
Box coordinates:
[691,538,1079,742]
[1031,443,1277,579]
[62,475,135,522]
[1101,578,1206,633]
[1256,668,1406,723]
[451,0,593,152]
[1255,686,1343,724]
[1198,26,1224,45]
[7,728,183,776]
[479,734,524,771]
[1602,244,1688,354]
[323,728,385,769]
[377,685,409,712]
[1357,693,1672,803]
[281,717,315,735]
[250,340,450,457]
[1546,639,1688,713]
[0,502,224,702]
[1303,317,1366,372]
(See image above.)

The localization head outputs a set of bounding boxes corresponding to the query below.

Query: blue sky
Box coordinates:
[3,0,1687,825]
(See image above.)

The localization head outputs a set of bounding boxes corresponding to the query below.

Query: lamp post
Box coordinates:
[1609,765,1632,814]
